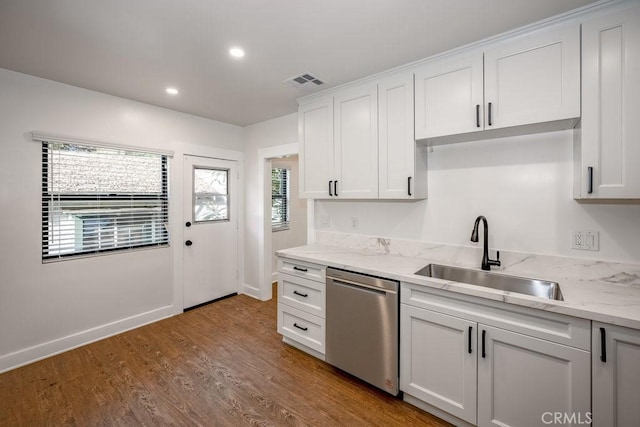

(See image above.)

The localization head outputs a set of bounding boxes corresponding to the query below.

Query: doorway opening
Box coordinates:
[253,143,313,301]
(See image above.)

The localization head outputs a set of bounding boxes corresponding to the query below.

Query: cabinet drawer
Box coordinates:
[278,258,325,282]
[277,303,325,354]
[401,282,590,350]
[278,273,325,318]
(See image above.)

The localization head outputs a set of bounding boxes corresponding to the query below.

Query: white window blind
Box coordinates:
[42,141,169,260]
[271,167,290,231]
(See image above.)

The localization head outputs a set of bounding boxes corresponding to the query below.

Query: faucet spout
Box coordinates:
[470,216,501,271]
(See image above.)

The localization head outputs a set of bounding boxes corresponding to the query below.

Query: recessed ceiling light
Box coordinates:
[229,47,245,58]
[165,87,179,95]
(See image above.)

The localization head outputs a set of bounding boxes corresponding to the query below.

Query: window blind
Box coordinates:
[42,141,169,260]
[271,168,290,231]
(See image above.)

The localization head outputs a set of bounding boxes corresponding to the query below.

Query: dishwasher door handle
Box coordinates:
[330,278,394,296]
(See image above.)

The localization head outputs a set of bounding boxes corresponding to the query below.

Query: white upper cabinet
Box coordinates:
[299,78,427,200]
[575,2,640,199]
[415,21,580,143]
[333,84,379,199]
[484,22,580,130]
[415,51,484,140]
[299,97,334,198]
[379,73,427,199]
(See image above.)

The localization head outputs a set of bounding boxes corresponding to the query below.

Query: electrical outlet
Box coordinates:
[350,216,359,230]
[319,215,330,228]
[572,230,599,251]
[572,231,584,249]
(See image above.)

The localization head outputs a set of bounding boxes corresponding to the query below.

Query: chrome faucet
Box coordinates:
[470,216,501,271]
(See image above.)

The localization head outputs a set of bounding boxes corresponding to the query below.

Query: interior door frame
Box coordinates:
[249,143,314,301]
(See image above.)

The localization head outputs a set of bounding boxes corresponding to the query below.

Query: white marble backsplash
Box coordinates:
[314,230,640,282]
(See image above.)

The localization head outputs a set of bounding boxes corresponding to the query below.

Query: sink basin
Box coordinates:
[415,264,563,301]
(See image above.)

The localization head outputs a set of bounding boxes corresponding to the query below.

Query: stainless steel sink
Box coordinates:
[415,263,563,301]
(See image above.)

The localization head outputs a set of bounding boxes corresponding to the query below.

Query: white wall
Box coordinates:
[0,68,244,372]
[271,156,308,277]
[316,130,640,264]
[243,113,298,290]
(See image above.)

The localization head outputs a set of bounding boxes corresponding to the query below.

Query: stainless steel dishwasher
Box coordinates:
[325,267,399,396]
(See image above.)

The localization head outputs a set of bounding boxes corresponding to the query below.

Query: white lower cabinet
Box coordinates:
[400,283,591,427]
[276,258,326,359]
[478,326,590,427]
[592,322,640,427]
[401,305,478,424]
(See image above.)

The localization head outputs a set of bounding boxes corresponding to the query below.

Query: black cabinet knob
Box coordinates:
[185,221,192,227]
[185,240,193,246]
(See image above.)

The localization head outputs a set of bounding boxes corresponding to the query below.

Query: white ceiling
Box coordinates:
[0,0,599,127]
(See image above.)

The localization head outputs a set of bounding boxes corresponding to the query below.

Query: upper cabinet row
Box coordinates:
[299,1,640,200]
[415,21,580,142]
[299,73,427,200]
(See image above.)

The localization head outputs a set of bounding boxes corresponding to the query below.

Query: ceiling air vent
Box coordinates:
[283,72,325,90]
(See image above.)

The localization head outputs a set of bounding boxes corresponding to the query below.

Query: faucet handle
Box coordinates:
[489,250,501,268]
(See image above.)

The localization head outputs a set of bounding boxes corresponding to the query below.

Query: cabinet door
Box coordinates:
[299,97,334,198]
[484,22,580,130]
[379,73,425,199]
[400,305,477,425]
[593,322,640,427]
[334,84,378,198]
[477,325,590,427]
[578,4,640,199]
[415,51,484,140]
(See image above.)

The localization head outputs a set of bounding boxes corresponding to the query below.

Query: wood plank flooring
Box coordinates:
[0,289,451,426]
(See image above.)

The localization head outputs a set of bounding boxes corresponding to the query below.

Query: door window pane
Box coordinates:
[194,167,229,222]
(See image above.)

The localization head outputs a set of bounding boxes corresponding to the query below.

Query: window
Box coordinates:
[42,141,169,260]
[271,167,290,231]
[193,167,229,222]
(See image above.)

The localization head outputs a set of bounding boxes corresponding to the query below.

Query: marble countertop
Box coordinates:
[277,242,640,330]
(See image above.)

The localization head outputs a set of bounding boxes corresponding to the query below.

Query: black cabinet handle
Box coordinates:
[468,326,473,354]
[334,180,338,197]
[293,266,308,272]
[293,290,308,298]
[185,240,193,246]
[476,104,480,128]
[588,167,594,194]
[408,177,412,196]
[600,327,607,363]
[488,102,492,126]
[185,221,191,227]
[293,323,308,331]
[329,180,333,196]
[481,330,486,358]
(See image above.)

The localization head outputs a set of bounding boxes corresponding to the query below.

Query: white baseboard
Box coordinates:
[240,282,261,300]
[271,271,278,284]
[0,305,174,374]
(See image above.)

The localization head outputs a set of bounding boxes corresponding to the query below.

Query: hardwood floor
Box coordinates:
[0,289,451,426]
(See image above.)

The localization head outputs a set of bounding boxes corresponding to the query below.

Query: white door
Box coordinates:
[592,322,640,427]
[183,155,238,309]
[484,22,580,130]
[299,97,334,199]
[414,51,484,140]
[400,305,478,425]
[333,83,378,199]
[477,325,590,427]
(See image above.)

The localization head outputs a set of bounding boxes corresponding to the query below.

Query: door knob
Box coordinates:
[185,221,192,227]
[185,240,193,246]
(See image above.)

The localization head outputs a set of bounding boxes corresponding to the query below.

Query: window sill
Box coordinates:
[272,226,290,233]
